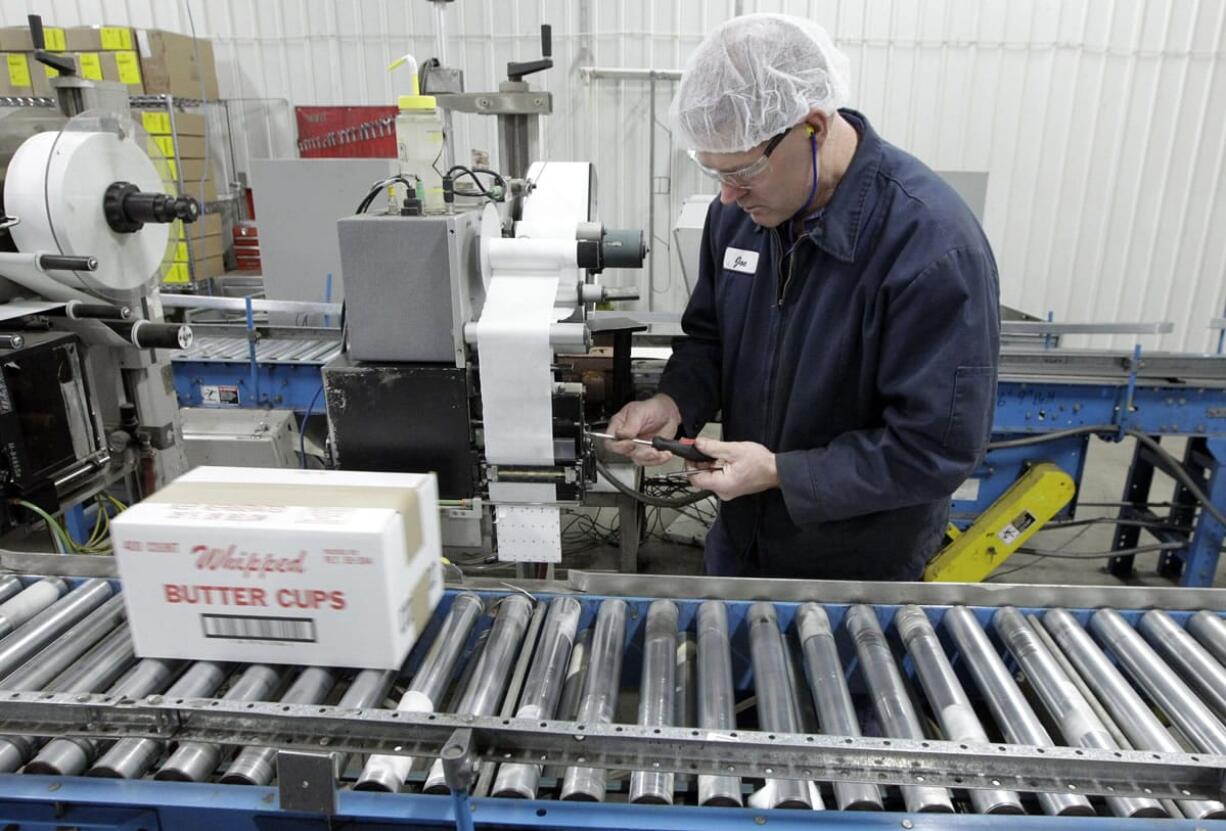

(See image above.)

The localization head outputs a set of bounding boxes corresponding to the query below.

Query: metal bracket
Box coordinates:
[277,751,337,815]
[441,727,477,792]
[1118,343,1143,441]
[442,728,477,831]
[435,91,552,115]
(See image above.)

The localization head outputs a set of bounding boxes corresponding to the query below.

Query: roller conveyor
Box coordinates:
[2,564,1226,829]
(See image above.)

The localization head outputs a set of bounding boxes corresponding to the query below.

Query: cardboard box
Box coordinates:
[137,109,206,137]
[173,234,225,262]
[99,50,143,94]
[163,254,224,283]
[136,28,219,100]
[174,212,223,240]
[0,25,66,52]
[165,172,219,203]
[1,53,54,96]
[65,25,136,52]
[149,133,206,159]
[110,466,444,669]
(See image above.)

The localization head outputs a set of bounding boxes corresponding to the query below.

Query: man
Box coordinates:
[606,13,1000,581]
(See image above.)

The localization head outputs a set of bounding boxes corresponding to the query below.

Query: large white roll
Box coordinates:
[5,122,170,298]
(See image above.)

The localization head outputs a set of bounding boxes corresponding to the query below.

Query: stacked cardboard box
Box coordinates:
[65,26,145,95]
[136,29,219,100]
[137,109,225,284]
[0,25,144,96]
[0,25,63,96]
[0,25,219,101]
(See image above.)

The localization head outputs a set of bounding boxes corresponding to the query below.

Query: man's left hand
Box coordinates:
[686,437,780,501]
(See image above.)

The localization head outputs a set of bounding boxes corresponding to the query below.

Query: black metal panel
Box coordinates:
[322,359,476,499]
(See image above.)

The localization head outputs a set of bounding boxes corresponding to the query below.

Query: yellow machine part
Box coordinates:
[924,462,1076,583]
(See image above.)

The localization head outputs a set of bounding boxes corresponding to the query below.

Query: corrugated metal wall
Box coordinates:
[6,0,1225,350]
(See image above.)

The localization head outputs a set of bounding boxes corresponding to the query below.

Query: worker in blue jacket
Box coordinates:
[607,13,1000,581]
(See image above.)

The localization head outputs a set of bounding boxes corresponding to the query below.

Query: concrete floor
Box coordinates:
[566,436,1226,588]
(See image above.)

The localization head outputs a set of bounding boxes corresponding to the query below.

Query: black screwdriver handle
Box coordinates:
[650,436,715,463]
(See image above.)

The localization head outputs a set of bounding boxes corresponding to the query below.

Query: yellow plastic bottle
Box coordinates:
[389,54,445,212]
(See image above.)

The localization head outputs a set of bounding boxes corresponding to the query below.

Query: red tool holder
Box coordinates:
[295,106,398,158]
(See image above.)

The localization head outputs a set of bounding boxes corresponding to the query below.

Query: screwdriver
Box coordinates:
[587,431,716,463]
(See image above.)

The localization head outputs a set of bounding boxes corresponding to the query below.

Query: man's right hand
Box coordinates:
[605,394,684,466]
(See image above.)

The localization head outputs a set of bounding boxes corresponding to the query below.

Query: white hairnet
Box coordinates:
[671,14,852,154]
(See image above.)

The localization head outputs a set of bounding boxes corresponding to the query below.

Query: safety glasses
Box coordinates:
[688,126,794,188]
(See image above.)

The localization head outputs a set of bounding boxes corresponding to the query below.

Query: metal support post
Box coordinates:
[441,728,477,831]
[1178,437,1226,586]
[1108,435,1158,578]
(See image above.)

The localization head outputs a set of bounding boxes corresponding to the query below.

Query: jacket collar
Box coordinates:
[754,108,882,265]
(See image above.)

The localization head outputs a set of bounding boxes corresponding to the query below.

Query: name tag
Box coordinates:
[722,247,759,274]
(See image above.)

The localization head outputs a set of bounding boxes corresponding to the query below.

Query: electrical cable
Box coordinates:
[595,459,713,508]
[986,426,1226,530]
[444,165,507,201]
[1015,542,1186,560]
[300,385,325,470]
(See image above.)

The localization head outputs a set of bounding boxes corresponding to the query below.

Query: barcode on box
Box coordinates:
[200,613,317,642]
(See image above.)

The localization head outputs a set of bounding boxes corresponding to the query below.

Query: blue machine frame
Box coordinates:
[1,582,1223,830]
[169,339,1226,585]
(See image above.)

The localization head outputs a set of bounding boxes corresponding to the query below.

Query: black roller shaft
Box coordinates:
[105,321,192,350]
[38,254,98,272]
[104,182,200,234]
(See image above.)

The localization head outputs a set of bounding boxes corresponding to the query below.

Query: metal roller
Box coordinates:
[154,665,285,782]
[544,627,592,785]
[895,606,1023,814]
[327,669,397,779]
[1138,610,1226,722]
[0,577,66,639]
[89,662,231,779]
[0,620,138,773]
[673,631,696,796]
[1090,608,1226,754]
[695,601,742,807]
[423,594,534,793]
[356,592,484,792]
[0,593,126,690]
[846,605,952,813]
[560,599,627,802]
[0,578,111,679]
[795,603,881,811]
[46,622,135,693]
[747,601,820,811]
[220,667,338,786]
[942,605,1094,816]
[994,607,1165,818]
[1043,608,1226,820]
[1188,611,1226,667]
[493,595,581,799]
[629,599,678,805]
[25,656,180,776]
[0,575,23,605]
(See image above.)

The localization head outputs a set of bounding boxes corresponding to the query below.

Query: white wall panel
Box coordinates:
[5,0,1225,350]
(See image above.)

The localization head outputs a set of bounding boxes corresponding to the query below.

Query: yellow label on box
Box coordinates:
[163,262,190,284]
[100,27,132,50]
[45,64,59,78]
[77,52,102,81]
[43,27,66,52]
[152,135,176,158]
[6,54,30,88]
[115,51,141,84]
[141,111,170,134]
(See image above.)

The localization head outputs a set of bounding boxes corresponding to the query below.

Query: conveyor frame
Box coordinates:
[1,557,1226,828]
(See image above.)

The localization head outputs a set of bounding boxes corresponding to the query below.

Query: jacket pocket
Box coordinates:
[942,365,996,455]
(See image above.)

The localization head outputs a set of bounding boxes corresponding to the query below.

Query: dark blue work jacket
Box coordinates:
[658,110,1000,581]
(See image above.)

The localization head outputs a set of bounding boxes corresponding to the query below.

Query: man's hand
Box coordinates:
[605,394,683,466]
[687,437,779,500]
